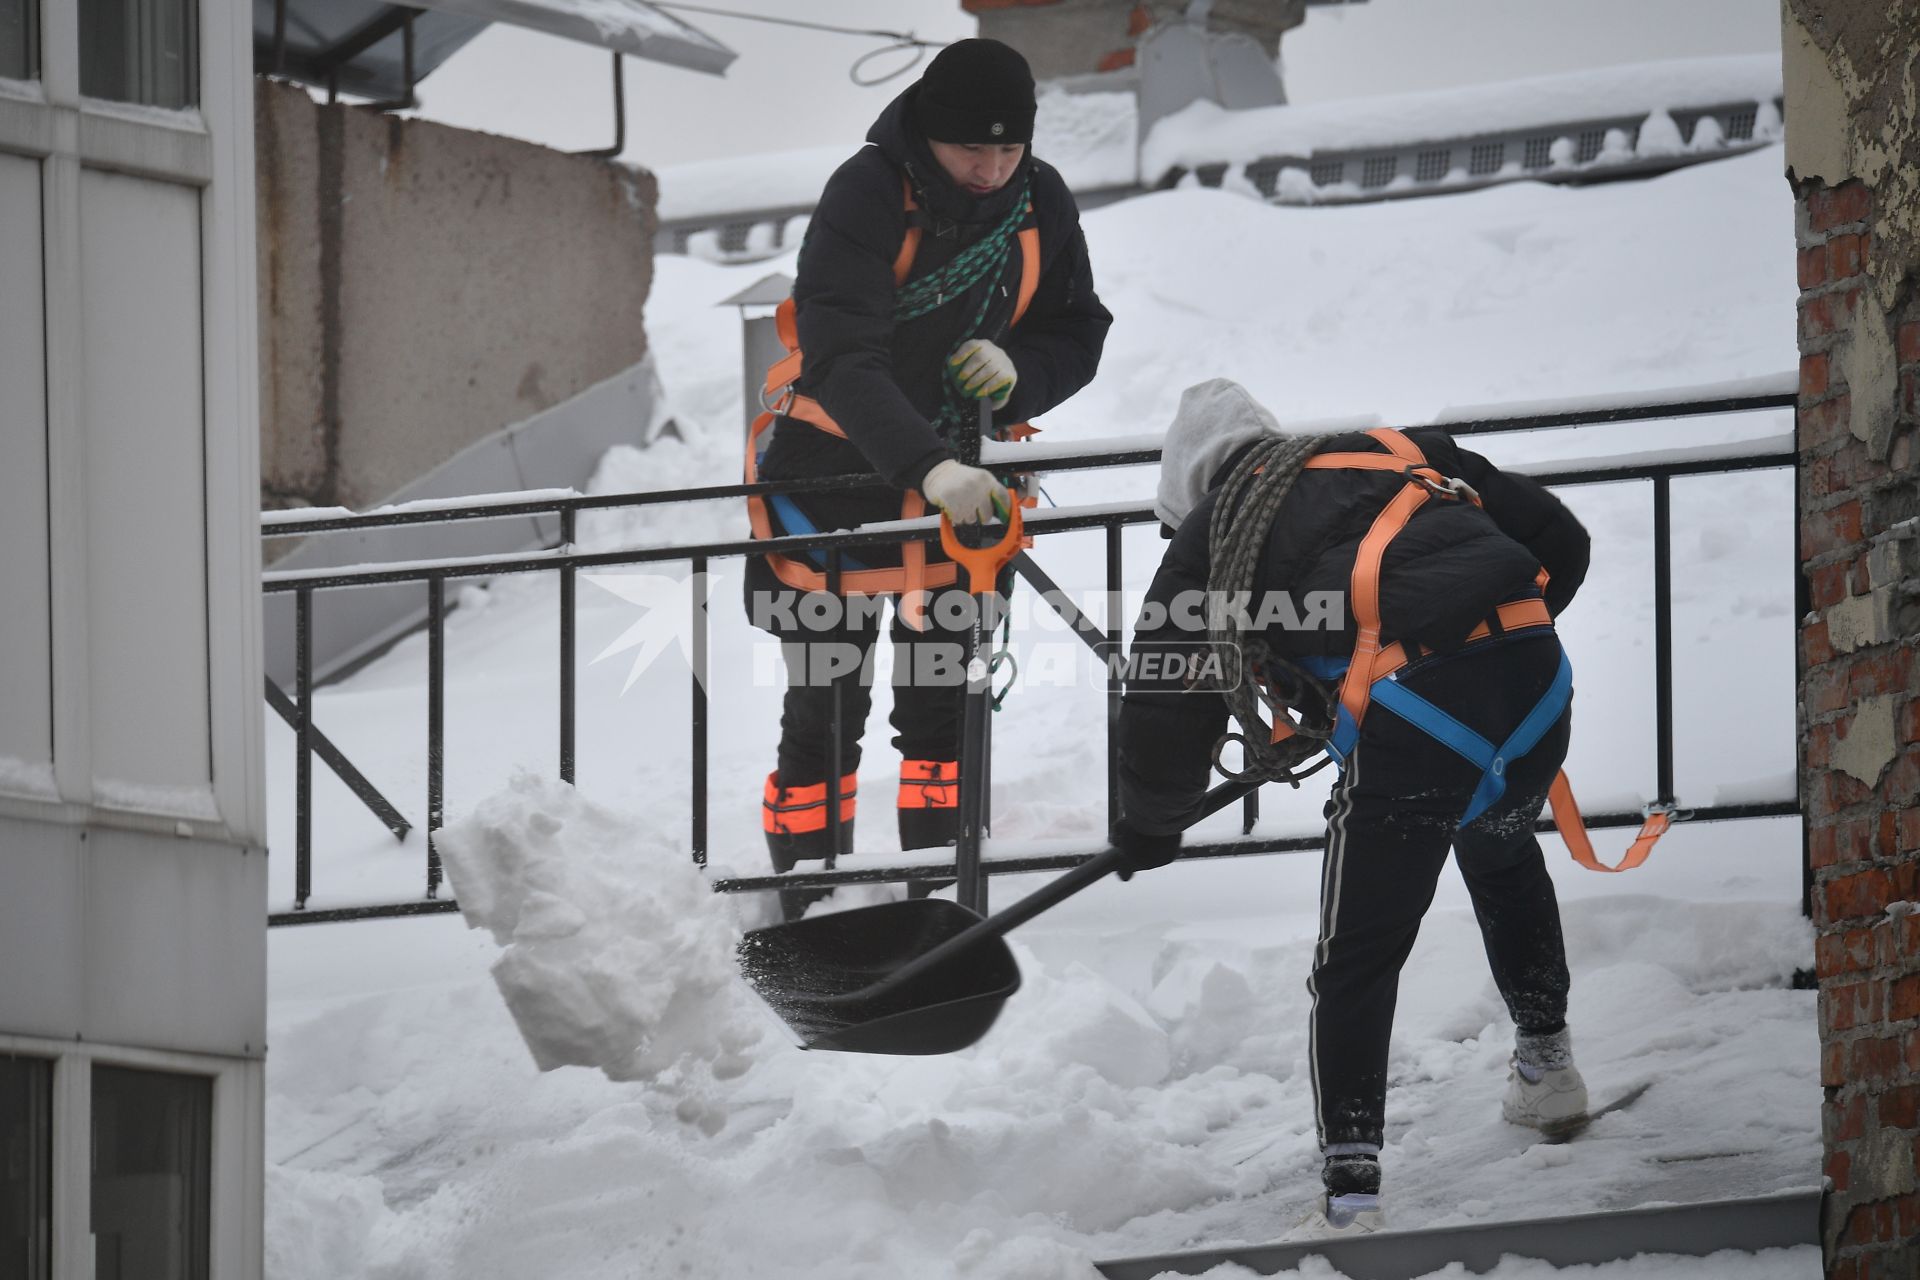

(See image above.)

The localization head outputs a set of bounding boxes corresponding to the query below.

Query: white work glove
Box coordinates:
[948,338,1018,409]
[921,459,1010,525]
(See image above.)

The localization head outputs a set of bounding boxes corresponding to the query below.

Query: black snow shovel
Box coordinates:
[737,778,1258,1055]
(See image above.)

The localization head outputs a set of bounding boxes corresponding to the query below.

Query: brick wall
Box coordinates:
[1800,175,1920,1276]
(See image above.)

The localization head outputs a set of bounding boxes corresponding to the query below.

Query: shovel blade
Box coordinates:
[738,899,1022,1055]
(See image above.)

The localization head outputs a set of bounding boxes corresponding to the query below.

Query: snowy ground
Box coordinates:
[265,146,1820,1278]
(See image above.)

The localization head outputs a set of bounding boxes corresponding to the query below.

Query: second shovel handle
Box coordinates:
[852,777,1261,1003]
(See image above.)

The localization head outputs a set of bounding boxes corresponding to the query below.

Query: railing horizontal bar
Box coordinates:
[269,898,463,927]
[259,392,1794,537]
[1437,390,1795,437]
[260,450,1792,594]
[258,512,1123,591]
[1539,449,1794,487]
[704,799,1800,892]
[265,799,1798,926]
[261,472,898,535]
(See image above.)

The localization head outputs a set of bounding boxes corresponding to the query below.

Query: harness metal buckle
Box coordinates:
[759,383,796,417]
[1403,466,1480,504]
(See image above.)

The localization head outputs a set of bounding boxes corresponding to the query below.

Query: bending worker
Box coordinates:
[1112,379,1593,1236]
[746,38,1110,917]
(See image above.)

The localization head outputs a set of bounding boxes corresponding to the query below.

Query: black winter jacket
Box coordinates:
[751,84,1111,579]
[1118,427,1591,835]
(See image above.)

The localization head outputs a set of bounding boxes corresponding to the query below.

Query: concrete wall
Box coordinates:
[964,0,1305,80]
[255,78,658,512]
[1787,2,1920,1276]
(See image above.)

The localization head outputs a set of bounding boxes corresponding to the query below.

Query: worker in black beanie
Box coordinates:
[742,35,1110,919]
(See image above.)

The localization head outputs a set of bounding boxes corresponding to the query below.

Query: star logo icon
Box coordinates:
[583,570,721,695]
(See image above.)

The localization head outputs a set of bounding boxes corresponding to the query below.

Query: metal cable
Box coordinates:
[648,2,949,85]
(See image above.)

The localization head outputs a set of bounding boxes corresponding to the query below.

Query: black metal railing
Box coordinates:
[264,381,1799,927]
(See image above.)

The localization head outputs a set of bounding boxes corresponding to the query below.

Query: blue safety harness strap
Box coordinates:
[1366,650,1574,827]
[766,492,871,573]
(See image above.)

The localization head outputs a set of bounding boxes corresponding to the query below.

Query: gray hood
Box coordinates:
[1154,379,1285,530]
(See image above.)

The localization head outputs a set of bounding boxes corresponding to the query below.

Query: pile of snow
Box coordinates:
[436,773,761,1080]
[1143,54,1783,178]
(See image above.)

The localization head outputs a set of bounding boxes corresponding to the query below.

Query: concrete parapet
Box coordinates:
[255,78,658,512]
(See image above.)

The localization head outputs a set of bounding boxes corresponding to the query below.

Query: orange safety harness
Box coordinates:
[1260,428,1668,873]
[745,177,1042,607]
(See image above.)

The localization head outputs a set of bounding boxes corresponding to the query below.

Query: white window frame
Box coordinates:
[0,1031,262,1280]
[0,0,264,850]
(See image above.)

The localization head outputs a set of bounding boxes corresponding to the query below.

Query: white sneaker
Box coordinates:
[1503,1058,1590,1135]
[1285,1193,1388,1241]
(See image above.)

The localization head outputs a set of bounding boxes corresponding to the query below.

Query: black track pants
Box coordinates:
[1309,633,1573,1149]
[754,583,975,786]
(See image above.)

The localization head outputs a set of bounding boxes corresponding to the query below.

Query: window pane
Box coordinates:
[0,1055,52,1280]
[90,1066,210,1280]
[0,0,37,82]
[79,0,196,109]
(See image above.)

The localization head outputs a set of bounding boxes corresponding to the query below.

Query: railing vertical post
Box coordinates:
[295,586,313,911]
[559,508,577,785]
[427,577,446,898]
[1106,521,1124,830]
[825,549,844,870]
[691,555,709,867]
[1651,475,1675,806]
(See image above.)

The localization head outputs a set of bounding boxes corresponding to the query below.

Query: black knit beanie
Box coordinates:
[913,38,1037,145]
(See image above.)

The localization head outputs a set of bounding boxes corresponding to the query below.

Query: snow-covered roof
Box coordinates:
[656,55,1784,229]
[258,0,734,103]
[1142,53,1783,177]
[412,0,734,74]
[655,88,1139,223]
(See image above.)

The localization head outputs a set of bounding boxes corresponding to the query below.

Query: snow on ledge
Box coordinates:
[92,777,224,823]
[0,757,58,804]
[1432,371,1800,426]
[656,87,1138,222]
[1142,54,1783,178]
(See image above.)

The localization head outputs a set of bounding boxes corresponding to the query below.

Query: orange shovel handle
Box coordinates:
[939,502,1024,594]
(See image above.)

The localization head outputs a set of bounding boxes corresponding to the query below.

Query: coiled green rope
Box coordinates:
[891,176,1032,439]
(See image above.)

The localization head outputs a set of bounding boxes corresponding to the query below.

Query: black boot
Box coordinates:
[765,820,854,922]
[898,805,957,901]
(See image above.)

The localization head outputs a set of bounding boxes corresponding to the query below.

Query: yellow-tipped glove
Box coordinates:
[921,459,1011,525]
[948,339,1018,409]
